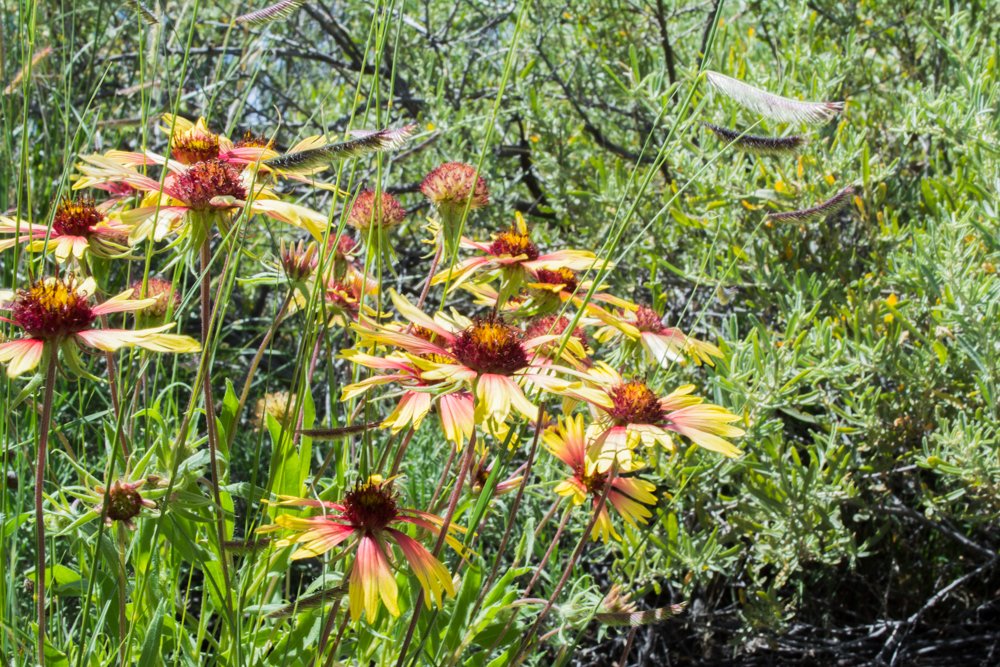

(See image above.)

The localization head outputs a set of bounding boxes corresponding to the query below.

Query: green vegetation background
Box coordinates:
[1,0,998,664]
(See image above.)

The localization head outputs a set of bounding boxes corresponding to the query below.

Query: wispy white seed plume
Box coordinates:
[265,125,416,173]
[235,0,309,26]
[128,0,159,24]
[768,186,856,223]
[596,603,688,627]
[702,122,806,155]
[706,71,844,125]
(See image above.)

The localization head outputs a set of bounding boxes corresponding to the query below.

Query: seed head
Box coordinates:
[634,306,667,333]
[100,480,154,527]
[533,267,577,292]
[420,162,489,212]
[490,227,539,260]
[130,277,180,319]
[348,190,406,231]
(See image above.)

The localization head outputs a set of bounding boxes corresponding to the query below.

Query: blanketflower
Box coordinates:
[0,197,130,262]
[563,363,744,472]
[595,305,723,367]
[545,414,657,542]
[73,154,329,247]
[430,213,611,297]
[0,276,200,378]
[258,476,460,622]
[350,290,575,430]
[341,350,475,448]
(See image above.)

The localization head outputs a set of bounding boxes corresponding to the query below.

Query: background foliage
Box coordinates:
[2,0,998,665]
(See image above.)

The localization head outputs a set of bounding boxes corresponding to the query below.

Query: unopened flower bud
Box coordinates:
[280,240,318,282]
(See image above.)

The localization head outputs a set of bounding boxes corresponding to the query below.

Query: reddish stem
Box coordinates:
[34,349,57,666]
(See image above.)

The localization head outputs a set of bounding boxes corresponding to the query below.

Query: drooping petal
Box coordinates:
[0,338,46,378]
[74,326,201,353]
[383,390,433,432]
[388,529,455,610]
[92,289,158,315]
[349,535,399,622]
[250,199,329,242]
[437,392,475,447]
[665,403,744,457]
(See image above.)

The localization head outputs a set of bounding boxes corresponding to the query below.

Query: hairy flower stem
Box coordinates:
[396,430,478,667]
[524,504,573,595]
[34,349,57,666]
[416,241,443,309]
[199,241,235,622]
[472,407,547,619]
[426,445,457,512]
[512,466,616,664]
[386,427,415,477]
[479,503,573,663]
[116,522,128,667]
[228,290,293,451]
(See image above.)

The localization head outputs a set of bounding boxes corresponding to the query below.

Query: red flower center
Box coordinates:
[576,466,608,496]
[171,128,220,165]
[52,197,102,237]
[634,306,666,333]
[489,228,539,260]
[105,481,146,523]
[607,380,665,425]
[171,159,247,209]
[234,130,272,149]
[343,479,399,532]
[533,267,578,293]
[11,278,95,339]
[452,315,528,375]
